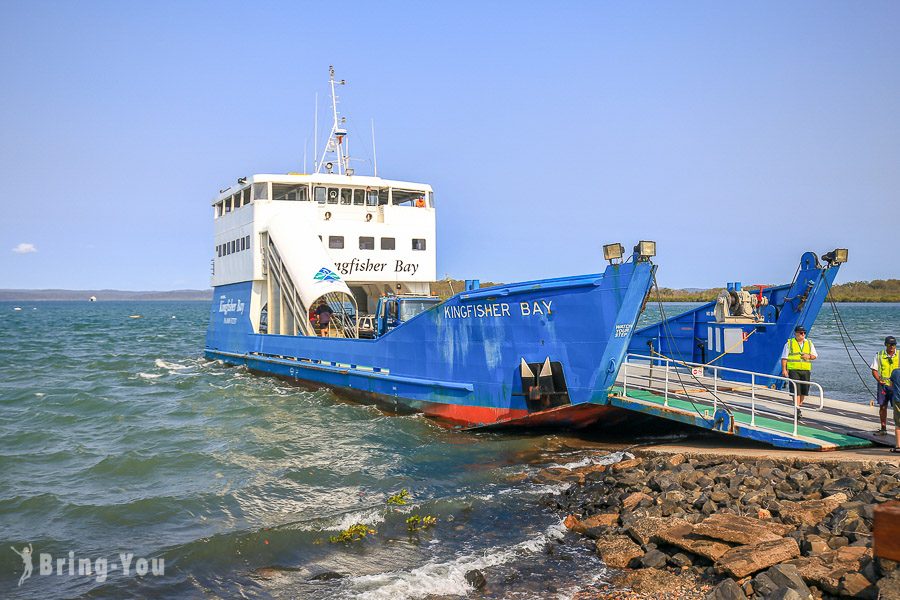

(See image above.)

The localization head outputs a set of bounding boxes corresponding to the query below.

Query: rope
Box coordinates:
[647,273,736,422]
[705,328,760,366]
[821,276,877,404]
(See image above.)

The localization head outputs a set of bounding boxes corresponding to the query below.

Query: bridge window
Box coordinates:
[329,236,344,249]
[353,189,365,206]
[359,236,374,250]
[378,189,389,206]
[252,183,268,201]
[340,189,352,205]
[412,238,427,251]
[327,188,339,204]
[245,235,250,249]
[273,184,309,202]
[381,237,395,250]
[315,186,327,204]
[367,189,379,206]
[392,189,426,207]
[240,237,246,251]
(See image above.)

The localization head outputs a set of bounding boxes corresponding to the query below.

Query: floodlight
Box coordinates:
[822,248,848,265]
[603,243,625,263]
[635,240,657,259]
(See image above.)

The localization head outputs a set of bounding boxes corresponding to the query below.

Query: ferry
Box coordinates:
[204,67,658,429]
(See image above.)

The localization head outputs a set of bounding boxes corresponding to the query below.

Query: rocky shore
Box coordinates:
[533,450,900,599]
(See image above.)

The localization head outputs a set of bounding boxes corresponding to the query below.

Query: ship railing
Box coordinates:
[620,353,825,438]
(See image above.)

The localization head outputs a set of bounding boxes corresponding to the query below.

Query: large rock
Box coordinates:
[564,512,619,534]
[715,537,801,578]
[704,577,745,600]
[626,516,690,546]
[658,524,734,562]
[621,491,653,511]
[693,513,792,545]
[595,534,644,569]
[779,492,849,527]
[611,457,644,472]
[789,546,873,596]
[839,572,876,599]
[766,564,812,600]
[640,548,669,569]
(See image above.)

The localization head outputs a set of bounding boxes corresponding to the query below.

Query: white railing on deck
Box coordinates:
[620,353,825,437]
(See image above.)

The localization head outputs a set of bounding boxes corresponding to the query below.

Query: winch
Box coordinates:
[714,282,768,323]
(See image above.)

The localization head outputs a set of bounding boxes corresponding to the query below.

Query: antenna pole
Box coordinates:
[313,93,318,173]
[371,119,378,177]
[328,66,342,174]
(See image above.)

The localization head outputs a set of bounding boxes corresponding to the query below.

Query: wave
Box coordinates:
[343,521,567,599]
[553,450,634,470]
[138,372,162,379]
[155,358,189,371]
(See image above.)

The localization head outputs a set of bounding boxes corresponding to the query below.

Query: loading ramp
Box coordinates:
[609,354,891,451]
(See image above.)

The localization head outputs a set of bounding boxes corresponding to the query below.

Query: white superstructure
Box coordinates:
[209,67,437,338]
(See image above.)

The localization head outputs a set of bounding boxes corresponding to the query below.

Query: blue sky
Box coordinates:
[1,1,898,290]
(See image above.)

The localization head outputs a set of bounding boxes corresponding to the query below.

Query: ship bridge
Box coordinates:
[210,173,437,338]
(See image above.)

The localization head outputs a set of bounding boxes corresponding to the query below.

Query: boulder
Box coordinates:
[611,457,643,472]
[779,493,849,527]
[665,454,686,469]
[626,516,690,546]
[789,546,873,596]
[704,577,745,600]
[534,467,580,485]
[658,524,734,562]
[464,569,486,590]
[768,588,803,600]
[838,572,876,599]
[640,548,669,569]
[803,534,829,555]
[595,534,644,569]
[564,512,619,534]
[752,572,778,597]
[715,538,801,578]
[669,552,693,568]
[693,513,792,545]
[621,491,652,511]
[766,564,812,600]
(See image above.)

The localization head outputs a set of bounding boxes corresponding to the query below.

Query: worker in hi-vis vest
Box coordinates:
[871,335,898,437]
[781,325,817,418]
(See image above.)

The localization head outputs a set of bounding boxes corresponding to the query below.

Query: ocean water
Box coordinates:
[0,301,896,598]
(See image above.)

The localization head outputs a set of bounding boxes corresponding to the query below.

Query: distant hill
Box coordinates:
[3,278,897,303]
[0,289,212,301]
[653,279,900,303]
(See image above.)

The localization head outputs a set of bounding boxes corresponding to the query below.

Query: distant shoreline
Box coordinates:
[0,289,212,301]
[2,283,899,303]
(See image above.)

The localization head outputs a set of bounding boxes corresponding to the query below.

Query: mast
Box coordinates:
[315,65,349,175]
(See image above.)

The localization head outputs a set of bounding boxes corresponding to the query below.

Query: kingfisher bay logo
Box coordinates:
[9,544,164,586]
[314,267,341,283]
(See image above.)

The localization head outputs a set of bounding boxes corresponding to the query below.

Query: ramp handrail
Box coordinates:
[621,353,825,437]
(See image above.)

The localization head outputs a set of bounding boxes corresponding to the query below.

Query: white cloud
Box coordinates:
[12,243,37,254]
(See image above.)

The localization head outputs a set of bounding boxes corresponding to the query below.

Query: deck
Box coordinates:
[609,355,893,451]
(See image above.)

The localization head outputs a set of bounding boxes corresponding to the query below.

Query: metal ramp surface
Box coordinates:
[609,354,889,451]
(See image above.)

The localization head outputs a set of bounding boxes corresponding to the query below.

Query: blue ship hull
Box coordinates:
[205,259,655,428]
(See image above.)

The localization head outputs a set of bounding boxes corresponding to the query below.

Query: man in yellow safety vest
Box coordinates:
[871,336,898,437]
[781,325,817,418]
